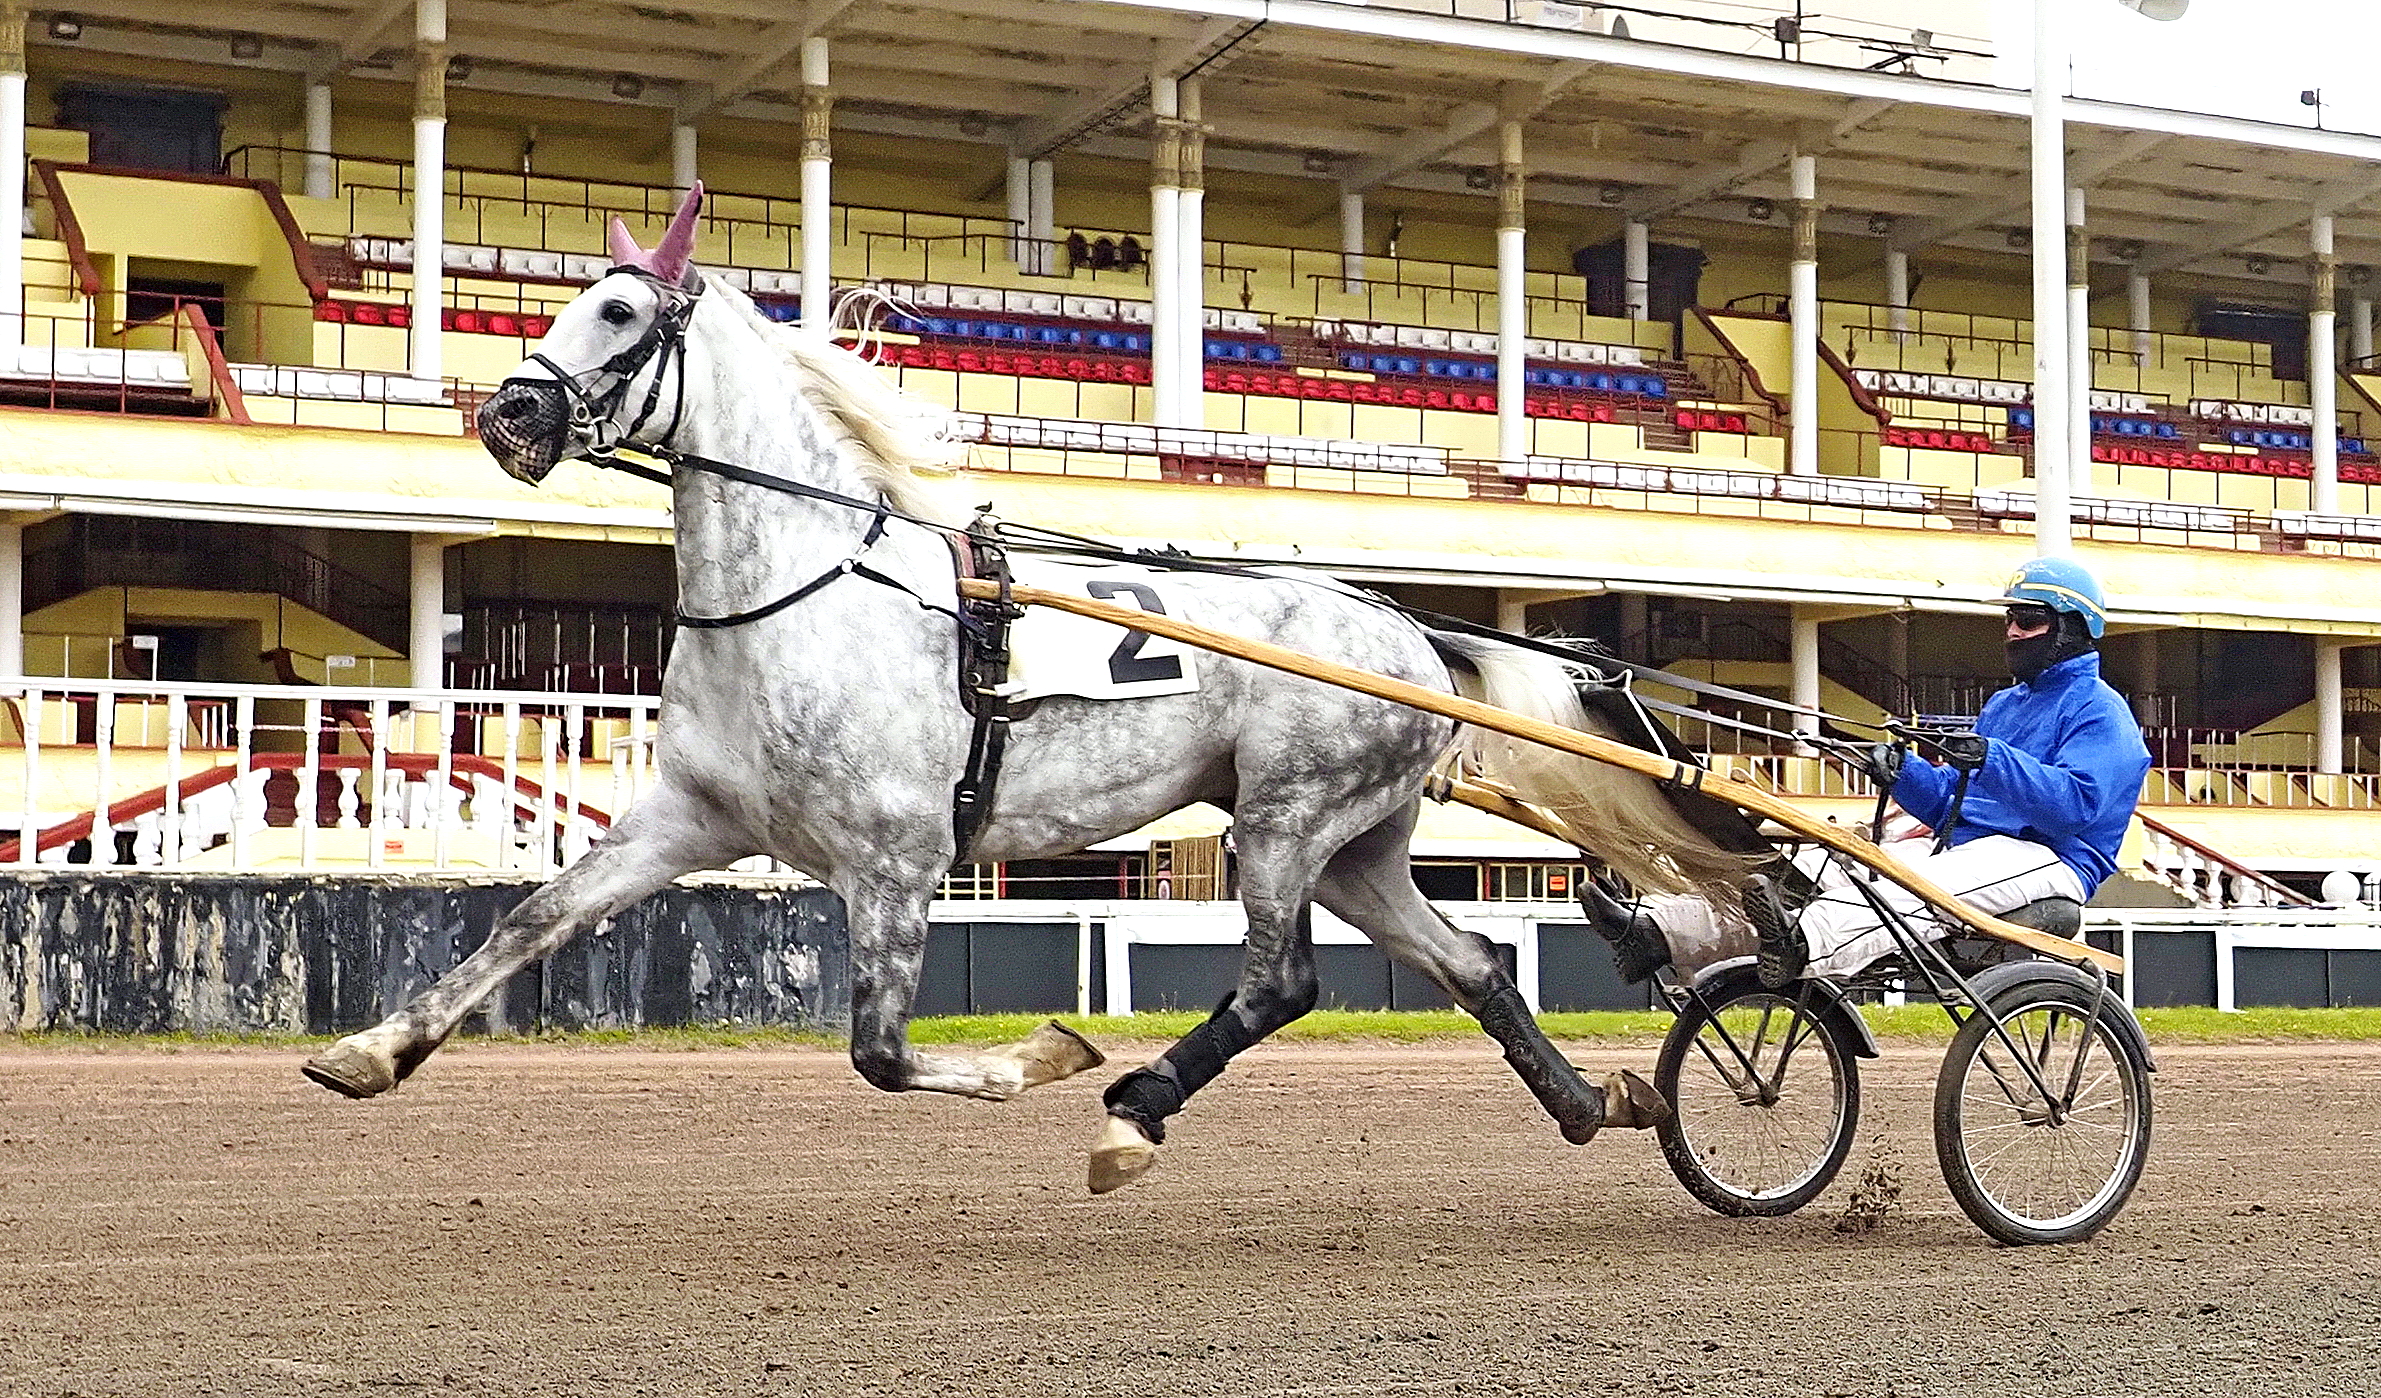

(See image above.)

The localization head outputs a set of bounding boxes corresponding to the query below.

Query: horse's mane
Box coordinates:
[704,276,973,527]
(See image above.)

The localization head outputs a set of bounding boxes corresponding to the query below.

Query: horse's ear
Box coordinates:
[650,181,705,284]
[606,216,645,269]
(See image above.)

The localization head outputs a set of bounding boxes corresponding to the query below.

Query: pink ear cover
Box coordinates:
[604,182,706,281]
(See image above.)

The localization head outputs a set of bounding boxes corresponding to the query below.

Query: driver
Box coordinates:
[1581,556,2152,987]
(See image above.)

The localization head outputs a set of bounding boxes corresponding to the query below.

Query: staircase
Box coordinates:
[1270,322,1341,371]
[24,516,410,653]
[2133,810,2321,909]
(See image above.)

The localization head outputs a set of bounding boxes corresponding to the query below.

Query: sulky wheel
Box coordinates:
[1932,970,2154,1246]
[1654,971,1864,1217]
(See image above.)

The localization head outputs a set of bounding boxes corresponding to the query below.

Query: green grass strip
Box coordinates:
[6,1004,2381,1052]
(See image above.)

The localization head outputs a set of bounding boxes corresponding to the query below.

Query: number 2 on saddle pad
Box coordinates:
[1006,567,1202,701]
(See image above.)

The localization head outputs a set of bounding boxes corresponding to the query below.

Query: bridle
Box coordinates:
[516,265,703,459]
[504,267,925,631]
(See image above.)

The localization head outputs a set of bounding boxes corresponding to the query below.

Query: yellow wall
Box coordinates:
[21,584,400,682]
[53,169,313,363]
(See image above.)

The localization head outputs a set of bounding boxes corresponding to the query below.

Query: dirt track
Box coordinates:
[2,1037,2377,1398]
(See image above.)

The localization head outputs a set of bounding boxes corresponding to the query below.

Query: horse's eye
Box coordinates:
[600,300,637,326]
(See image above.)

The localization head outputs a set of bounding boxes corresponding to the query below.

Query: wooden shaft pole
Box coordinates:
[965,578,2120,973]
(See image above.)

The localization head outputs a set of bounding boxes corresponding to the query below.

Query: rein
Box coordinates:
[586,438,1875,748]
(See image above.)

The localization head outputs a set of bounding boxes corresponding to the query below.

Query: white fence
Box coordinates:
[3,678,673,875]
[923,899,1565,1015]
[919,901,2381,1015]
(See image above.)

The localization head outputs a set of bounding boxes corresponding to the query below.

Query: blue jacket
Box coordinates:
[1891,652,2150,895]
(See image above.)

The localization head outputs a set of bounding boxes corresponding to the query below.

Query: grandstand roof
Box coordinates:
[44,0,2381,288]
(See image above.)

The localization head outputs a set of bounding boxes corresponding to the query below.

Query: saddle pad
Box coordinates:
[1006,560,1202,701]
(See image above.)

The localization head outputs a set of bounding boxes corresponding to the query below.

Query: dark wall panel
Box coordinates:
[1,873,845,1034]
[914,923,972,1018]
[2235,948,2328,1008]
[966,923,1080,1013]
[2331,950,2381,1008]
[1537,923,1658,1012]
[2130,930,2218,1008]
[1129,944,1242,1012]
[1315,944,1393,1011]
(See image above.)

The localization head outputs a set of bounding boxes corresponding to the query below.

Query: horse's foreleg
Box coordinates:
[302,790,731,1098]
[843,879,1105,1101]
[1088,886,1321,1195]
[1315,815,1664,1145]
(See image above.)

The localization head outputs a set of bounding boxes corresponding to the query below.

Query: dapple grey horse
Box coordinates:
[302,186,1753,1192]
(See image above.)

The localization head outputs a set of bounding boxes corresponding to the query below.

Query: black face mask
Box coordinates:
[2007,612,2095,683]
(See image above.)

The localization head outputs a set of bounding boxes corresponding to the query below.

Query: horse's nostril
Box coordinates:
[497,394,536,419]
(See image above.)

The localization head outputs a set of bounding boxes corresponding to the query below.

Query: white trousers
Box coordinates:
[1640,835,2088,979]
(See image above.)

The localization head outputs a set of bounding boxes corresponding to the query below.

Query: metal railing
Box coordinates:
[2,678,662,875]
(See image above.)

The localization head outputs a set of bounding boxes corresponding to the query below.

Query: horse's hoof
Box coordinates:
[1007,1019,1107,1090]
[1603,1069,1671,1129]
[301,1041,398,1099]
[1087,1114,1158,1194]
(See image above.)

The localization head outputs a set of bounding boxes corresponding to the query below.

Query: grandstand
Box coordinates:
[5,0,2381,939]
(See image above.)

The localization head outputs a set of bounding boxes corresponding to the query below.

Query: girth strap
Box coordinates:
[949,517,1025,866]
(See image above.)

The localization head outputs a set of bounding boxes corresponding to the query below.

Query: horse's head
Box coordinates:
[478,183,709,485]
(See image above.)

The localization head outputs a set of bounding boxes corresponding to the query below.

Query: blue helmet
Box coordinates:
[1993,557,2108,639]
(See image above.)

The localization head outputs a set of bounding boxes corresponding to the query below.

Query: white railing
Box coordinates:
[923,898,1566,1015]
[2,678,679,876]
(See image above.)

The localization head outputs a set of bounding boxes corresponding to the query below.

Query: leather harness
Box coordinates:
[508,262,1891,873]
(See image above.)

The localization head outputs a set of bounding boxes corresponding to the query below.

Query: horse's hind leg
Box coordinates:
[1314,807,1664,1144]
[301,786,734,1098]
[1089,831,1324,1194]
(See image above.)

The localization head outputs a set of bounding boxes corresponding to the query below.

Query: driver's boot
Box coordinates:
[1577,882,1673,985]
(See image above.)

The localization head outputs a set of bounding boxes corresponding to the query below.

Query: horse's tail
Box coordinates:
[1426,630,1761,902]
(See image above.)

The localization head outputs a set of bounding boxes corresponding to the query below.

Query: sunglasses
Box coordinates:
[2004,604,2057,630]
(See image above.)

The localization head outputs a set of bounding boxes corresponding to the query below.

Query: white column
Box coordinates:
[409,535,447,693]
[304,79,335,201]
[2128,267,2153,364]
[1027,158,1054,277]
[0,10,23,345]
[2313,213,2340,515]
[1177,77,1206,426]
[2316,638,2346,776]
[1623,218,1650,322]
[1885,247,1910,341]
[2067,187,2092,497]
[1495,590,1530,634]
[799,38,833,335]
[2029,0,2071,556]
[1339,187,1366,292]
[1149,73,1181,427]
[1790,610,1821,745]
[1788,152,1819,477]
[0,520,21,679]
[2351,276,2374,366]
[670,122,699,197]
[408,0,448,384]
[1005,154,1031,269]
[1495,120,1528,465]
